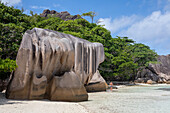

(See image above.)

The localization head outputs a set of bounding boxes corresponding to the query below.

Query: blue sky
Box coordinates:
[2,0,170,55]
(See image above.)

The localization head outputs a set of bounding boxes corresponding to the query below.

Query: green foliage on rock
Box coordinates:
[0,2,158,81]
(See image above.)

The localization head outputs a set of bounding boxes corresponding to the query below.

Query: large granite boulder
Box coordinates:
[6,28,105,101]
[137,55,170,83]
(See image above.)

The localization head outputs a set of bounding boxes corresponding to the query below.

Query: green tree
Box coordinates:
[81,11,96,23]
[99,37,157,81]
[30,10,34,16]
[0,2,158,82]
[129,43,158,80]
[21,7,24,13]
[0,2,33,80]
[0,58,17,80]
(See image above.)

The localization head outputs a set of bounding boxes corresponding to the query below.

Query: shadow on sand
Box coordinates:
[156,88,170,91]
[0,91,24,105]
[0,91,90,105]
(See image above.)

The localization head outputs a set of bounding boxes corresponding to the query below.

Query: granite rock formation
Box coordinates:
[40,9,82,21]
[6,28,105,101]
[136,55,170,83]
[85,70,107,92]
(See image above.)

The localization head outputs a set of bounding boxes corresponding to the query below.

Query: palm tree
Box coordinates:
[81,11,96,23]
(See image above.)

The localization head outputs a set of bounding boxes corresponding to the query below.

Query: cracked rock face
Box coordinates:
[6,28,105,101]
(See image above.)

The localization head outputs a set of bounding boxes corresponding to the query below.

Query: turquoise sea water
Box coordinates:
[79,84,170,113]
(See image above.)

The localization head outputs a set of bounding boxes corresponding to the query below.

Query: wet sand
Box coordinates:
[1,84,170,113]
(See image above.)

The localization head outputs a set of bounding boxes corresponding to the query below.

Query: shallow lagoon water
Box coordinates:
[79,84,170,113]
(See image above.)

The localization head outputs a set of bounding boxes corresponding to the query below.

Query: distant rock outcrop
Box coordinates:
[40,9,82,21]
[6,28,106,101]
[136,55,170,83]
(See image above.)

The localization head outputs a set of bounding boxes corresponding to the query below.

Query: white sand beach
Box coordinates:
[1,84,170,113]
[0,91,89,113]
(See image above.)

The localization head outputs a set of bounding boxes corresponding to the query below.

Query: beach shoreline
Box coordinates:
[0,90,90,113]
[1,84,170,113]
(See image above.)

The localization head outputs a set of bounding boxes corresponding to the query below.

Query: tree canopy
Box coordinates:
[0,2,158,81]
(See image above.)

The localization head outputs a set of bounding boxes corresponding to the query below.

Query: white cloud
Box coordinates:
[1,0,21,5]
[120,11,170,39]
[31,6,50,9]
[23,9,30,15]
[99,10,170,55]
[53,4,61,8]
[98,15,140,34]
[119,11,170,55]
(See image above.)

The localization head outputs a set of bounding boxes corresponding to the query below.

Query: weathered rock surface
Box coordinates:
[40,9,82,21]
[137,55,170,83]
[6,28,105,101]
[146,79,156,84]
[85,70,107,92]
